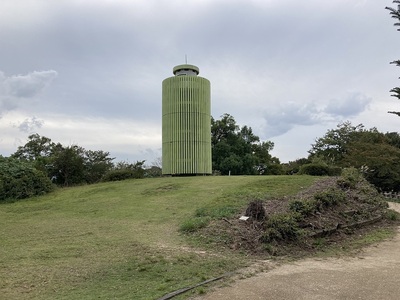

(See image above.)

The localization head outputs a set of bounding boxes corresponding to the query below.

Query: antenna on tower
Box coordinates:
[185,54,188,64]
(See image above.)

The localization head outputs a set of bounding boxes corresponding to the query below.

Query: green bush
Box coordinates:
[102,169,134,182]
[0,157,53,202]
[299,163,341,176]
[337,167,361,189]
[313,188,346,209]
[288,187,346,218]
[289,199,316,217]
[262,212,302,242]
[102,161,146,182]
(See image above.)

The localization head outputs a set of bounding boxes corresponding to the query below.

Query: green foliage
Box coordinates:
[289,199,315,217]
[337,167,361,189]
[282,158,311,175]
[52,145,86,186]
[12,134,114,186]
[144,166,162,178]
[343,141,400,192]
[309,121,365,164]
[211,114,280,175]
[263,212,302,242]
[309,122,400,191]
[289,188,346,218]
[101,169,135,181]
[0,157,53,201]
[385,131,400,148]
[84,150,114,183]
[313,188,346,208]
[102,161,146,182]
[12,133,55,161]
[298,163,341,176]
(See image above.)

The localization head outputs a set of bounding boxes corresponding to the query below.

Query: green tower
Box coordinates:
[162,64,212,175]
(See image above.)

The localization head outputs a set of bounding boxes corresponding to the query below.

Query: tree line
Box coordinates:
[2,113,400,203]
[0,133,161,201]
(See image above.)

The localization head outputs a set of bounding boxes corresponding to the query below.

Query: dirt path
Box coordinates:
[194,202,400,300]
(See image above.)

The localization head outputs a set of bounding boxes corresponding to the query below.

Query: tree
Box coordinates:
[254,141,282,175]
[12,133,56,174]
[211,114,280,175]
[12,134,114,186]
[309,121,400,191]
[282,158,310,175]
[342,141,400,192]
[309,121,366,164]
[83,150,114,183]
[12,133,55,160]
[386,1,400,116]
[51,145,86,186]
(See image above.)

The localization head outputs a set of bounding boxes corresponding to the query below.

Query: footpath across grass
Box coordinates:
[0,175,317,300]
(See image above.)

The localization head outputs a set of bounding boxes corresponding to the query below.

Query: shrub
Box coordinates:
[102,169,134,182]
[262,212,302,242]
[0,157,53,201]
[102,161,146,182]
[298,163,341,176]
[289,199,316,217]
[313,188,346,209]
[337,167,361,189]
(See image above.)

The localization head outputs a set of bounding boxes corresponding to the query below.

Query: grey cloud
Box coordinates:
[324,92,371,117]
[263,92,371,138]
[4,70,58,98]
[13,116,44,133]
[0,70,57,117]
[263,101,323,137]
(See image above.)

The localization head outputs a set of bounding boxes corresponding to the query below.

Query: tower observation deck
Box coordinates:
[162,64,212,175]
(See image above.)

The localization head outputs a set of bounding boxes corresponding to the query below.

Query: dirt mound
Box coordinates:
[196,175,398,256]
[194,202,400,300]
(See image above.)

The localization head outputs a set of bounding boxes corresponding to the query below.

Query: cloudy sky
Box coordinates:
[1,0,400,164]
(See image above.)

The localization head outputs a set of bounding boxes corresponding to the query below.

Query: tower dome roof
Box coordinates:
[173,64,199,76]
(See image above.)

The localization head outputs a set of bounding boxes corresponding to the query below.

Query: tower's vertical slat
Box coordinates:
[162,65,211,175]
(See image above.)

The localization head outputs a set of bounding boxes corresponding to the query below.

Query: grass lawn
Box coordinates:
[0,175,318,300]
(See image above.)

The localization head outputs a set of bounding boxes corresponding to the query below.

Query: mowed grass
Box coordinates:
[0,175,317,300]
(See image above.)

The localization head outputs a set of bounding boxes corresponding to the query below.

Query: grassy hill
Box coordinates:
[0,175,319,300]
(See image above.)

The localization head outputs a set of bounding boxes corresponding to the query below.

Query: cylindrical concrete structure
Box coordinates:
[162,64,212,175]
